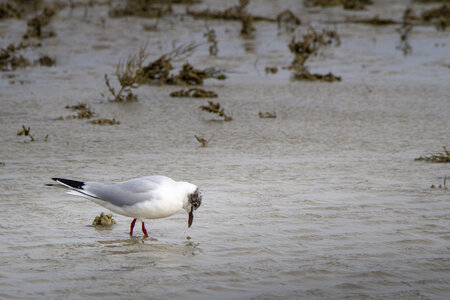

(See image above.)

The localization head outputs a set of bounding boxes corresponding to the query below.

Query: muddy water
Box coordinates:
[1,0,449,299]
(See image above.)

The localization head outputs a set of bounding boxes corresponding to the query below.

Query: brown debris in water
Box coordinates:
[0,45,30,71]
[170,88,218,98]
[415,146,450,163]
[259,112,277,118]
[90,118,120,125]
[304,0,373,10]
[194,135,213,147]
[292,66,342,82]
[23,6,58,39]
[35,55,55,66]
[16,125,48,142]
[200,101,232,121]
[92,212,116,226]
[167,63,227,85]
[343,16,401,26]
[58,103,95,120]
[109,0,171,18]
[17,125,34,142]
[422,4,450,30]
[265,66,278,75]
[0,2,22,19]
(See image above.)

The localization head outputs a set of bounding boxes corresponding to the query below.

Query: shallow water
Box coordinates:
[1,0,449,299]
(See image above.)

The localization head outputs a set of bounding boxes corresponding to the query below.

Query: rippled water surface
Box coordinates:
[1,0,449,299]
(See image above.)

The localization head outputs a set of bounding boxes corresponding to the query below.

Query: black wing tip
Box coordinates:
[52,177,85,189]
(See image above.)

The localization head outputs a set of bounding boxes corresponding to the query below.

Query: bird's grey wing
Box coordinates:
[84,177,164,207]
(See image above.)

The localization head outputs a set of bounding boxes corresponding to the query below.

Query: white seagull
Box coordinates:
[51,176,202,237]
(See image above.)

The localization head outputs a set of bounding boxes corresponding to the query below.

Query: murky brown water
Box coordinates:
[1,0,449,299]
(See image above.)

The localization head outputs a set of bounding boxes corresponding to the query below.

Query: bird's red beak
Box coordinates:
[188,208,194,228]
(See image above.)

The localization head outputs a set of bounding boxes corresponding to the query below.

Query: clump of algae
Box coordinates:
[92,212,116,226]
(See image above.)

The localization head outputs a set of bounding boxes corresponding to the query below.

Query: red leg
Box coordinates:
[142,221,149,238]
[130,218,137,236]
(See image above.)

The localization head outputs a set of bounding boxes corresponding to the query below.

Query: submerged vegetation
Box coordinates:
[415,146,450,163]
[170,88,218,98]
[23,6,58,39]
[0,2,22,19]
[194,135,213,147]
[258,112,277,118]
[57,103,119,125]
[200,101,232,121]
[304,0,373,10]
[0,45,30,71]
[58,103,95,120]
[422,4,450,30]
[109,0,172,18]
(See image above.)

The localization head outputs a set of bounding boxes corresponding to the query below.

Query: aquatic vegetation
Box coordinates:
[396,8,414,56]
[194,135,213,147]
[422,4,450,30]
[23,6,57,39]
[415,146,450,163]
[289,27,340,67]
[186,0,274,22]
[303,0,373,10]
[167,63,227,85]
[258,112,277,118]
[17,125,34,142]
[430,175,448,190]
[0,45,30,71]
[170,88,218,98]
[109,0,172,18]
[140,42,200,84]
[265,67,278,75]
[58,103,95,120]
[105,44,149,102]
[92,212,116,226]
[90,118,120,125]
[200,101,232,121]
[276,10,301,32]
[204,26,218,56]
[57,103,118,125]
[36,55,55,66]
[288,27,341,82]
[342,16,401,26]
[16,125,48,142]
[0,2,22,19]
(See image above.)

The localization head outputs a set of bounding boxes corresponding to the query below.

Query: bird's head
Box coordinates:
[186,187,202,228]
